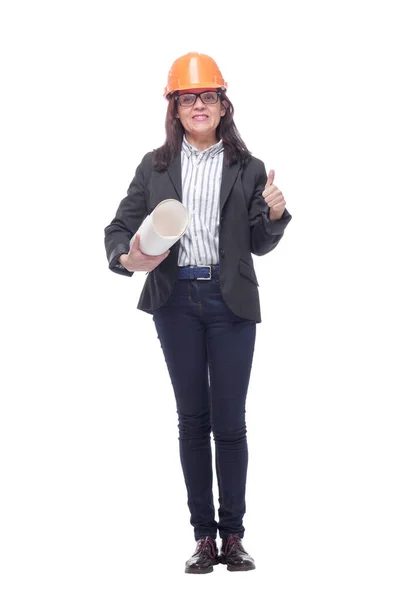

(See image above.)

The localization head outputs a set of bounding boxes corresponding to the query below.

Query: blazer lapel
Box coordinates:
[166,153,182,200]
[220,159,241,214]
[166,152,240,211]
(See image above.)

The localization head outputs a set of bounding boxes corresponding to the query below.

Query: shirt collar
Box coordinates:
[182,135,224,159]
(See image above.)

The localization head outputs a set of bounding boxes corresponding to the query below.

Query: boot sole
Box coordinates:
[185,564,216,574]
[219,557,255,571]
[227,564,256,571]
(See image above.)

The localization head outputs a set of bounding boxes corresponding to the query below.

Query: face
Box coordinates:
[175,88,227,139]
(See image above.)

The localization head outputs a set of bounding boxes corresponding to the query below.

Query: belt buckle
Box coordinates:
[197,266,212,280]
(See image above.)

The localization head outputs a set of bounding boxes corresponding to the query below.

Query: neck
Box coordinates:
[185,133,219,151]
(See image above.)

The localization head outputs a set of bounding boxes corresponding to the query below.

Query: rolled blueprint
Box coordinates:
[130,199,190,256]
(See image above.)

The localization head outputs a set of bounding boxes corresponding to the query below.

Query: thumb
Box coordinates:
[131,233,141,251]
[265,169,275,187]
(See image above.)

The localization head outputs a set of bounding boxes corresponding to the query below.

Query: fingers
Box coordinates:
[270,201,286,213]
[145,249,171,270]
[262,187,281,202]
[129,232,171,271]
[267,193,285,208]
[158,249,171,263]
[146,251,170,272]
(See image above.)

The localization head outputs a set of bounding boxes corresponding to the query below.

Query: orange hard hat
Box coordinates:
[164,52,228,98]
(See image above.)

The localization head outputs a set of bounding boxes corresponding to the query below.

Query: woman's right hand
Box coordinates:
[118,233,170,272]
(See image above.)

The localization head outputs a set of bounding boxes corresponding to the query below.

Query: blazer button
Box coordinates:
[220,248,225,258]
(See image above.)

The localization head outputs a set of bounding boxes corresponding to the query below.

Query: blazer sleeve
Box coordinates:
[247,159,292,256]
[104,153,151,276]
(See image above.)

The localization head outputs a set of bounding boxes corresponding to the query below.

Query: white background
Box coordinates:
[1,0,399,598]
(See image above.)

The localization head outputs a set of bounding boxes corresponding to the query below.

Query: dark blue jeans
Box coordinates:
[152,271,257,541]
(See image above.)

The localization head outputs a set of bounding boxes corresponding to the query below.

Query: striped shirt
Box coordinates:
[177,135,224,266]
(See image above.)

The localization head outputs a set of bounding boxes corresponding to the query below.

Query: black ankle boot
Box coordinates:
[219,534,256,571]
[185,536,219,574]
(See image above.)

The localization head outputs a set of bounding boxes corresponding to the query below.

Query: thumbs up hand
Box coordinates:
[262,169,286,221]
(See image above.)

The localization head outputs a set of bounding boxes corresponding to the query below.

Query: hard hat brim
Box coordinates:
[164,83,228,99]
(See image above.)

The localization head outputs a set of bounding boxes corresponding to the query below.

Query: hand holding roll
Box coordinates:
[119,234,170,272]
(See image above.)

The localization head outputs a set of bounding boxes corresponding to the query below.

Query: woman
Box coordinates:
[104,52,292,574]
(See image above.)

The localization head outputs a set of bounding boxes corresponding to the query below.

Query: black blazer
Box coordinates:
[104,152,292,323]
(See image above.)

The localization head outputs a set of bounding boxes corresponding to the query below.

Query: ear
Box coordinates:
[220,99,228,116]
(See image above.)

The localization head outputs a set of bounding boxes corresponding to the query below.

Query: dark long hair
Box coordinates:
[152,90,251,171]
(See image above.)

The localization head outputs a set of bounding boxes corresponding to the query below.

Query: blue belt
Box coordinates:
[177,265,220,281]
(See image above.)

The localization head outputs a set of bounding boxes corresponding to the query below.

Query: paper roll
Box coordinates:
[130,199,190,256]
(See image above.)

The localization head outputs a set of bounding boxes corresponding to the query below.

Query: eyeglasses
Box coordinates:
[175,90,221,107]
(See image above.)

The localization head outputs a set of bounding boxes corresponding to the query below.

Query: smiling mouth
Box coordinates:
[193,115,208,120]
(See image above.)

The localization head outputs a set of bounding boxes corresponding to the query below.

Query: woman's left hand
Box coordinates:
[262,169,286,221]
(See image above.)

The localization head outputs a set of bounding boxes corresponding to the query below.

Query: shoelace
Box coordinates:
[224,534,244,555]
[196,536,217,557]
